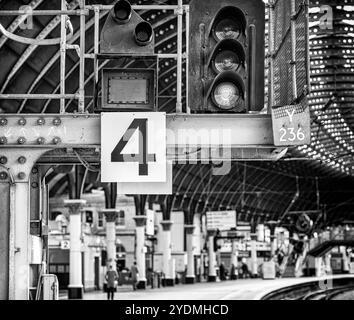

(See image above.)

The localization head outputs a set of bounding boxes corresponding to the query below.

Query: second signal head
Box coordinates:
[135,21,153,46]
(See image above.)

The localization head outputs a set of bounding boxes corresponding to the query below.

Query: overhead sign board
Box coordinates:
[271,104,311,147]
[101,112,166,182]
[206,210,236,231]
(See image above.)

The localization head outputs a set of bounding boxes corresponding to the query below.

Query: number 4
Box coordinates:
[111,118,156,176]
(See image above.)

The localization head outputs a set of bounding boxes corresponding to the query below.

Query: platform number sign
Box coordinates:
[271,104,311,147]
[101,113,166,183]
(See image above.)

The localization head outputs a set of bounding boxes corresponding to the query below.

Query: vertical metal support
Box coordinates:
[60,0,67,113]
[1,149,50,300]
[185,225,196,283]
[64,199,86,299]
[304,0,311,96]
[268,2,275,111]
[249,24,257,110]
[133,216,148,289]
[160,220,174,286]
[290,0,298,101]
[93,5,100,85]
[207,230,217,282]
[315,177,320,210]
[8,183,15,299]
[78,0,86,113]
[185,6,190,114]
[176,0,183,113]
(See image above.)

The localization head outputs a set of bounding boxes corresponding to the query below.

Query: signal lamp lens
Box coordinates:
[214,18,242,41]
[213,82,241,109]
[135,21,153,46]
[214,50,240,73]
[113,0,132,23]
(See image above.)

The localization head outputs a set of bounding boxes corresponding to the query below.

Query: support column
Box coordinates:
[185,225,195,284]
[161,221,174,286]
[64,199,86,299]
[230,240,238,280]
[207,230,217,282]
[101,210,118,271]
[250,234,258,277]
[0,148,49,300]
[133,216,147,289]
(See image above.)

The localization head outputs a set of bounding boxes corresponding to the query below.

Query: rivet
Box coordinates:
[53,137,61,145]
[18,156,27,164]
[0,172,8,180]
[0,118,7,126]
[37,137,45,145]
[53,117,61,126]
[18,172,26,180]
[31,182,39,189]
[37,117,45,126]
[0,137,7,145]
[18,137,26,145]
[18,118,26,126]
[0,156,7,165]
[32,167,38,174]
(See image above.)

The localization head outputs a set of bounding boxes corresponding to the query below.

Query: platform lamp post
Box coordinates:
[64,199,87,299]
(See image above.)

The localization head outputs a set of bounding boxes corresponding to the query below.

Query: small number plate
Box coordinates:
[271,104,311,147]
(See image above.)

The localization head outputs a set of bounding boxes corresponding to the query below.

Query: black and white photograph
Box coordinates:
[0,0,354,311]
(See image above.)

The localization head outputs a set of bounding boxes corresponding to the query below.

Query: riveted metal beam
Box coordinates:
[0,113,284,162]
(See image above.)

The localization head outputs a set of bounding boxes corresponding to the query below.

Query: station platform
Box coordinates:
[60,274,354,300]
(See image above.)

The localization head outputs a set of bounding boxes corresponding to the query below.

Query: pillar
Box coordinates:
[185,225,195,284]
[230,240,238,280]
[207,230,217,282]
[101,209,118,271]
[315,257,323,277]
[250,234,258,277]
[133,216,147,289]
[161,220,174,286]
[0,148,48,300]
[64,199,86,299]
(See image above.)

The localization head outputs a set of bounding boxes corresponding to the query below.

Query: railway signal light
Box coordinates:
[189,0,265,113]
[99,0,157,111]
[100,0,155,55]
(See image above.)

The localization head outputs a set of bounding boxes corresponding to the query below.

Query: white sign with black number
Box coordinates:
[61,240,70,250]
[101,112,166,183]
[271,104,311,147]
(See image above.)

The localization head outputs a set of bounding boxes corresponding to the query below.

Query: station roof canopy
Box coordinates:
[1,0,354,229]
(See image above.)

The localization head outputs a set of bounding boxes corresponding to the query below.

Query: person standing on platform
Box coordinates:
[241,260,251,278]
[219,263,226,280]
[130,262,139,291]
[105,265,119,300]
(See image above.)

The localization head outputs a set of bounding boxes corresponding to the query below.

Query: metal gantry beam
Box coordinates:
[0,112,277,150]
